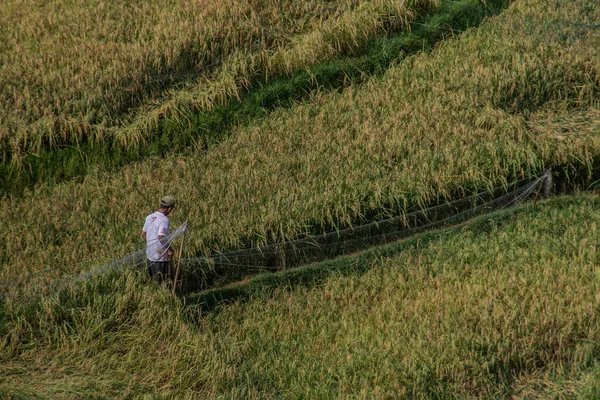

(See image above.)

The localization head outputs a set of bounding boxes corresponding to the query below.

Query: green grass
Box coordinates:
[3,195,600,397]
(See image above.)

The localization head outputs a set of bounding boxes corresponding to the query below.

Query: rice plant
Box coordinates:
[0,0,441,168]
[1,0,600,396]
[0,0,598,288]
[3,195,600,397]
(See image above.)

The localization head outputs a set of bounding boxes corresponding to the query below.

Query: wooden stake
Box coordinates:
[172,220,187,296]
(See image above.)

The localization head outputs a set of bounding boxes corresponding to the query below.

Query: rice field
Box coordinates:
[0,0,598,288]
[0,0,505,194]
[3,195,600,397]
[0,0,439,167]
[1,0,600,397]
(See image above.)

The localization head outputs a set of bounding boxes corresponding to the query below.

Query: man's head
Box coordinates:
[159,195,176,215]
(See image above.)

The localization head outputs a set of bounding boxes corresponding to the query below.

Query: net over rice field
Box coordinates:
[3,195,600,397]
[1,0,598,286]
[1,0,600,397]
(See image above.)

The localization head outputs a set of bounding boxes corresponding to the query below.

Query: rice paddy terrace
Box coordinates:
[1,0,600,397]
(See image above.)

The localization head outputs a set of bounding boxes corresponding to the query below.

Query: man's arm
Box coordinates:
[158,235,174,256]
[141,230,146,241]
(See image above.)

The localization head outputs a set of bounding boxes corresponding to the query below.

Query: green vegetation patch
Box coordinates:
[187,195,600,397]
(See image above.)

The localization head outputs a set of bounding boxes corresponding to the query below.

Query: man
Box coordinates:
[142,195,176,280]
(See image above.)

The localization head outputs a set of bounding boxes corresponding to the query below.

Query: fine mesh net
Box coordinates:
[69,222,188,284]
[1,222,188,297]
[178,171,552,291]
[4,171,551,297]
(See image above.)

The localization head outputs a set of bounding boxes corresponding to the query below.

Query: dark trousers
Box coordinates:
[147,259,171,281]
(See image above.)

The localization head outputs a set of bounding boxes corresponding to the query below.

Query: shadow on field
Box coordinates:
[183,174,600,317]
[183,196,553,316]
[176,169,556,297]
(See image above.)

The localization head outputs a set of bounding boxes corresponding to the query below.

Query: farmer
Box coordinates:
[142,195,176,280]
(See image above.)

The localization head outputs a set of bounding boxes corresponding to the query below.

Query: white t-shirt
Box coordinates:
[143,211,171,261]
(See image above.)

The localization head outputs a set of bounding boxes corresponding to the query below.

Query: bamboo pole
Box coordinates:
[172,220,187,296]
